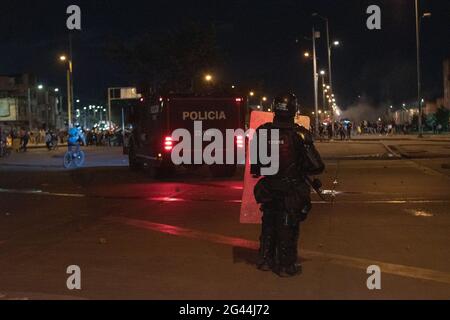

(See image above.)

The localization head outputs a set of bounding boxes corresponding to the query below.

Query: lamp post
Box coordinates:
[312,27,320,138]
[312,13,341,138]
[320,70,327,112]
[59,55,74,128]
[248,91,255,111]
[415,0,423,138]
[415,1,432,138]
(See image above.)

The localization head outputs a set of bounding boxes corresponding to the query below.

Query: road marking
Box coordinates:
[1,188,449,205]
[0,188,85,198]
[106,216,450,286]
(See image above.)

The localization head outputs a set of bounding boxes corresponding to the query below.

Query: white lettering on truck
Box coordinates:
[183,111,227,121]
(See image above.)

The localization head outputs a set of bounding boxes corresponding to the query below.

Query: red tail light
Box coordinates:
[236,135,245,149]
[164,137,173,151]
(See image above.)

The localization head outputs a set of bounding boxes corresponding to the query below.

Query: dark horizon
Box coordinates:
[0,0,449,111]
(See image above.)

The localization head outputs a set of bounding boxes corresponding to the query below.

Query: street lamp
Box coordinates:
[415,2,432,138]
[205,74,213,83]
[319,70,327,111]
[312,13,341,138]
[59,54,74,128]
[302,30,320,137]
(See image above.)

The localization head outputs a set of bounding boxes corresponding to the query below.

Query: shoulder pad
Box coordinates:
[256,122,274,131]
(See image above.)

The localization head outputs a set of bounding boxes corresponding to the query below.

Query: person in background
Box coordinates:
[19,128,30,152]
[346,122,353,140]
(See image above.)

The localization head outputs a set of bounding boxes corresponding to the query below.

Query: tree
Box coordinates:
[435,107,450,131]
[107,22,220,94]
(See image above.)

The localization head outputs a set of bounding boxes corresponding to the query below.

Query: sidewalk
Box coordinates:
[26,143,68,149]
[346,133,450,142]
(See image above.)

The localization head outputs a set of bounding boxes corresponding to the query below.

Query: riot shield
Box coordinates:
[239,112,311,224]
[240,111,274,224]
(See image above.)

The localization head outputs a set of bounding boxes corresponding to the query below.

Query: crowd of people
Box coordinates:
[0,124,124,153]
[314,121,354,141]
[311,119,448,140]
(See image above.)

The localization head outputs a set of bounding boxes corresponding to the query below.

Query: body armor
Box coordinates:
[252,118,324,277]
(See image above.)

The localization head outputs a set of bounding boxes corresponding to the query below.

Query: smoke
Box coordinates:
[340,102,385,123]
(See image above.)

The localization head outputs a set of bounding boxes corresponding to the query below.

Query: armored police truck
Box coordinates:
[127,95,247,178]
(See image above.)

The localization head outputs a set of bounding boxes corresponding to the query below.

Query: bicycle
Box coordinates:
[63,148,85,169]
[47,139,59,151]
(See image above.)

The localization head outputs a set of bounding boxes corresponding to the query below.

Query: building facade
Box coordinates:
[0,74,66,131]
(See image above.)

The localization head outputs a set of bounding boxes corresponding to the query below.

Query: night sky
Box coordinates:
[1,0,449,112]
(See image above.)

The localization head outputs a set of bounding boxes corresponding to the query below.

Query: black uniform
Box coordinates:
[251,93,325,277]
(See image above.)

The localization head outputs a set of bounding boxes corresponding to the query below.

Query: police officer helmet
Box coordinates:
[273,93,298,118]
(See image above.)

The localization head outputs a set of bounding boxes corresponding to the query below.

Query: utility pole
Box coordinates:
[312,27,319,137]
[415,0,423,138]
[27,88,32,130]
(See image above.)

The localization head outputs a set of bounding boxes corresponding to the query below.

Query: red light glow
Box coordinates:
[164,137,173,151]
[236,135,245,148]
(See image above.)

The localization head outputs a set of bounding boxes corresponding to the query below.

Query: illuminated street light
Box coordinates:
[37,84,44,90]
[249,91,255,97]
[54,88,59,93]
[59,54,74,128]
[320,70,326,76]
[304,52,310,58]
[205,74,213,82]
[333,40,340,46]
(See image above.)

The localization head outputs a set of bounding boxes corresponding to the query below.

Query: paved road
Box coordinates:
[1,144,450,300]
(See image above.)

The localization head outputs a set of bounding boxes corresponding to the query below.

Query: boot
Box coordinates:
[257,210,277,272]
[274,263,302,278]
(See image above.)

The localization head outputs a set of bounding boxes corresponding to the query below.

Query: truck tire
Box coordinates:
[209,164,237,178]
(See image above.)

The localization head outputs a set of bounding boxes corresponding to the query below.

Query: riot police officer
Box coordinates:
[251,93,325,277]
